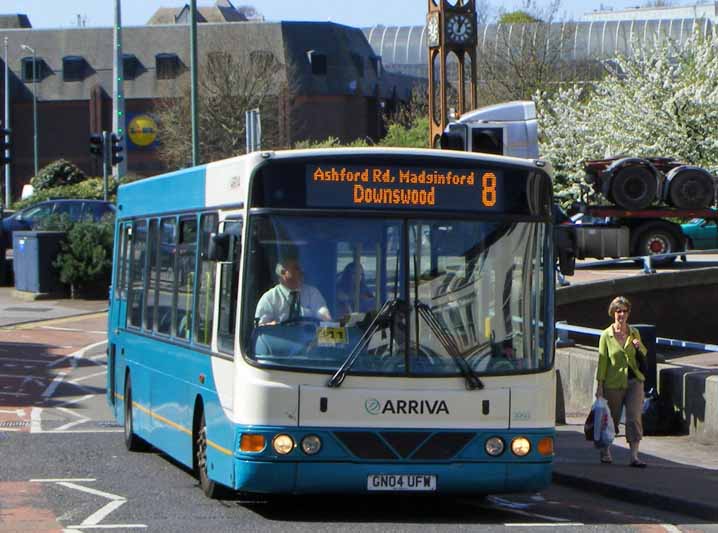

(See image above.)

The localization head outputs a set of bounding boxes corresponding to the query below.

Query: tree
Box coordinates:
[53,218,114,299]
[30,159,86,192]
[536,27,718,205]
[154,38,286,170]
[498,10,540,24]
[478,0,576,104]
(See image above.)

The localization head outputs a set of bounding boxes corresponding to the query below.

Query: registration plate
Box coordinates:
[367,474,437,492]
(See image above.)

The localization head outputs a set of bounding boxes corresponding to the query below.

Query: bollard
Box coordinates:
[555,321,575,348]
[632,324,656,393]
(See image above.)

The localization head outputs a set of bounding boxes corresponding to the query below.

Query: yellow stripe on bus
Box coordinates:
[117,397,233,456]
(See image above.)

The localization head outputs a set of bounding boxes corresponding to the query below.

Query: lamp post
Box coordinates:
[20,44,38,177]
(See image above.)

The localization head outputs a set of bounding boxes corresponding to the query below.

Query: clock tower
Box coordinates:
[427,0,478,147]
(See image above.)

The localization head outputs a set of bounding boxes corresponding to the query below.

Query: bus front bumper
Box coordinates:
[234,459,552,495]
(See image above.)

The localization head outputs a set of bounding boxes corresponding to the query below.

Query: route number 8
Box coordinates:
[482,172,497,207]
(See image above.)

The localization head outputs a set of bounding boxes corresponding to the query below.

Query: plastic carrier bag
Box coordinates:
[590,397,615,448]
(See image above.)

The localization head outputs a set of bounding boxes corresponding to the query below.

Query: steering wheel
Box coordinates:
[278,316,322,327]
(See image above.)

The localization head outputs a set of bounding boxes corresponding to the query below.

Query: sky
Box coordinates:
[1,0,671,29]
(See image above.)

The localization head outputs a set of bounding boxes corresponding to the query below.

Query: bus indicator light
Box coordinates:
[240,434,266,453]
[537,437,554,456]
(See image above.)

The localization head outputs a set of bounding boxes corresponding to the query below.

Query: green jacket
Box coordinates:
[596,325,647,389]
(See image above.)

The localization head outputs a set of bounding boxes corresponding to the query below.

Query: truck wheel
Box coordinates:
[632,224,680,266]
[667,168,714,209]
[611,166,657,210]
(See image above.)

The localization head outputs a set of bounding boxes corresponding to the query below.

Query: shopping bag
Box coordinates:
[583,409,595,441]
[591,397,615,448]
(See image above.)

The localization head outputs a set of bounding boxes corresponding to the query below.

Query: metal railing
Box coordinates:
[555,321,718,352]
[574,248,718,275]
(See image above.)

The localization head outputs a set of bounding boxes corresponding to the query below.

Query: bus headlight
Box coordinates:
[301,435,322,455]
[511,436,531,456]
[485,436,505,456]
[272,434,295,455]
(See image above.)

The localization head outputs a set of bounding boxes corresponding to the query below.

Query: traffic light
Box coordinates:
[0,127,10,165]
[89,133,104,158]
[110,133,124,165]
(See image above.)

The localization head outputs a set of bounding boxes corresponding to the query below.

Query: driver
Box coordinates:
[255,257,331,325]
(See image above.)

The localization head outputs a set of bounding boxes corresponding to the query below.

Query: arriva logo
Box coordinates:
[365,398,382,415]
[364,398,450,415]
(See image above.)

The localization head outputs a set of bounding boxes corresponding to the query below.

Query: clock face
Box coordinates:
[427,13,440,48]
[446,13,474,44]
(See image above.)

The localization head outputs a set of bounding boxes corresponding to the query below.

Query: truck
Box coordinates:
[440,101,718,267]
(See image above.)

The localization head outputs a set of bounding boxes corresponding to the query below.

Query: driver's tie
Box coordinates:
[288,290,301,321]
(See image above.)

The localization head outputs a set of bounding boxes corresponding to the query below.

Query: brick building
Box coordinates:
[0,2,414,202]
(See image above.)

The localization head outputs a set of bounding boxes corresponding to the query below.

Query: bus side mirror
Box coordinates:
[208,232,237,262]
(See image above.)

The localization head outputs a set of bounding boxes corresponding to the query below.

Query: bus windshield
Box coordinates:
[242,214,549,377]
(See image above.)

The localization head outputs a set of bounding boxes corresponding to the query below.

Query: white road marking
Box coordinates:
[661,525,683,533]
[52,480,147,530]
[0,408,26,416]
[68,370,107,384]
[30,407,42,433]
[0,357,49,364]
[64,526,146,530]
[31,478,97,482]
[42,372,67,398]
[504,522,586,527]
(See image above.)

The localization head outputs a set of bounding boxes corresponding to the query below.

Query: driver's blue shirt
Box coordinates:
[255,283,330,325]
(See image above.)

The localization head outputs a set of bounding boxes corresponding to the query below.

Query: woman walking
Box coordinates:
[595,296,648,467]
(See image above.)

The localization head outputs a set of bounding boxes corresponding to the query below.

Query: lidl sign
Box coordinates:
[127,114,158,149]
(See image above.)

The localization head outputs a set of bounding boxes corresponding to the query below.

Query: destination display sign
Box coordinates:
[305,165,502,211]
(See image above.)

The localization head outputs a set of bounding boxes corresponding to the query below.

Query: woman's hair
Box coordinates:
[608,296,632,317]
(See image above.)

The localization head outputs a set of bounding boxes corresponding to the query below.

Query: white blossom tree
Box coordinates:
[536,27,718,205]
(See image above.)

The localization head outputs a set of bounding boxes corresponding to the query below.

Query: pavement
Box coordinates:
[1,284,717,521]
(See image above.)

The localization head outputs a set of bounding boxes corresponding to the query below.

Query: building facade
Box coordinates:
[0,4,413,202]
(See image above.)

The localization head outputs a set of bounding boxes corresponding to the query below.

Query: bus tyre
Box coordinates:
[195,411,222,499]
[611,166,657,210]
[632,224,680,266]
[124,378,146,452]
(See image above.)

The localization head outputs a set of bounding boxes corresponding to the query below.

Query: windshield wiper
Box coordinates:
[327,298,408,388]
[415,301,484,390]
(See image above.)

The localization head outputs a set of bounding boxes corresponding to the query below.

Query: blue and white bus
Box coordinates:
[107,147,556,497]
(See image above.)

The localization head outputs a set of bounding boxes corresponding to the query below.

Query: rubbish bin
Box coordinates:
[12,231,66,294]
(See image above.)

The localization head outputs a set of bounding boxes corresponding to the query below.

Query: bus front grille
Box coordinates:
[333,431,476,461]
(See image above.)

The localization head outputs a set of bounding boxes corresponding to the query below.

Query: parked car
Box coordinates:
[0,199,116,249]
[681,214,718,250]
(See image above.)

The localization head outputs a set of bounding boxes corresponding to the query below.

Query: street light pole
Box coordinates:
[20,44,38,177]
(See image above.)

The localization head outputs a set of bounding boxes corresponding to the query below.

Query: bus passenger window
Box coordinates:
[157,217,177,336]
[128,219,147,328]
[145,219,159,331]
[194,213,218,346]
[175,217,198,341]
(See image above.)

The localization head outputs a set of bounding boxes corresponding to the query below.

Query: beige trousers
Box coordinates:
[605,379,644,443]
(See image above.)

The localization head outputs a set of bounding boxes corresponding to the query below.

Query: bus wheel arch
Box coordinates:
[193,397,223,499]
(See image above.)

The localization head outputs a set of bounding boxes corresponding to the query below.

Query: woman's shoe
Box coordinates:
[630,460,647,468]
[600,450,612,464]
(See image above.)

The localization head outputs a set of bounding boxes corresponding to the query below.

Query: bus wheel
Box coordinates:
[195,411,222,499]
[124,377,145,452]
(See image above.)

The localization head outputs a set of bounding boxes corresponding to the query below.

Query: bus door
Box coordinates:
[108,222,132,407]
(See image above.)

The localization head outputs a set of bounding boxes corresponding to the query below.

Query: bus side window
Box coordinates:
[218,220,243,355]
[194,213,218,346]
[128,219,147,328]
[175,217,198,341]
[116,222,131,301]
[157,217,177,336]
[145,219,159,332]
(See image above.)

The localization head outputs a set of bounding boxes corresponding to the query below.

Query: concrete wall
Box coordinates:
[556,268,718,344]
[555,344,718,444]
